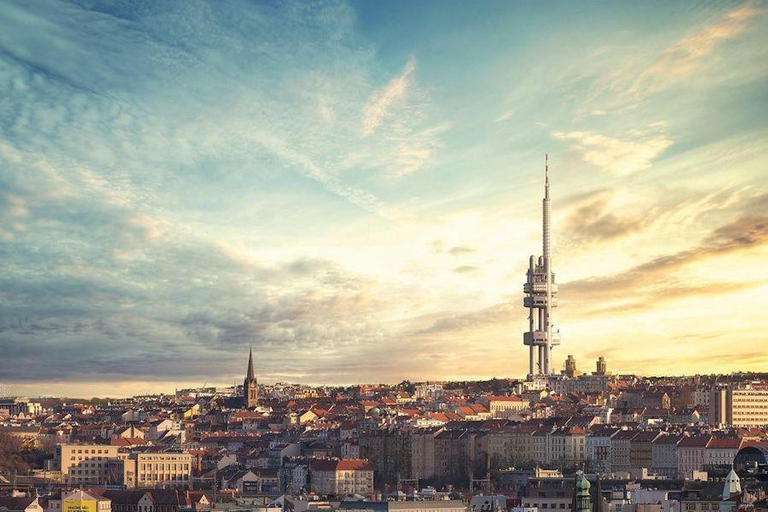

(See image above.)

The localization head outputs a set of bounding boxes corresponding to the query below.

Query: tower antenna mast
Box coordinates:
[523,155,560,379]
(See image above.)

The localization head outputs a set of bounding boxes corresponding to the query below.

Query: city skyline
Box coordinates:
[1,1,767,398]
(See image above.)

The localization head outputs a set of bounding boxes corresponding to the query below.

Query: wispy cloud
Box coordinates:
[561,189,652,244]
[563,210,768,313]
[553,124,672,177]
[627,1,765,98]
[361,58,416,137]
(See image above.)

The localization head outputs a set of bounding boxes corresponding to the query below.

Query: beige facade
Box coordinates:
[310,459,373,496]
[125,451,193,488]
[488,397,526,419]
[710,384,768,428]
[57,444,122,485]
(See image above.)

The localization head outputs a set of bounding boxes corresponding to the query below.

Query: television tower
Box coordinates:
[523,155,560,377]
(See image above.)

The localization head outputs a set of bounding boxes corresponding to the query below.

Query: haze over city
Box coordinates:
[0,0,767,398]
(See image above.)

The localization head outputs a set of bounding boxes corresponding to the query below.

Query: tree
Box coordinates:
[0,432,31,475]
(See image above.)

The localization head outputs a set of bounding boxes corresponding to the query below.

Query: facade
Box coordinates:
[411,428,438,480]
[710,383,768,427]
[651,434,683,479]
[677,435,712,479]
[244,347,259,408]
[339,501,466,512]
[434,430,469,483]
[309,459,374,496]
[62,490,111,512]
[488,396,526,419]
[124,450,193,488]
[523,157,561,377]
[549,374,612,395]
[55,443,122,485]
[705,437,742,470]
[610,430,639,473]
[586,428,618,473]
[629,431,662,471]
[359,430,412,486]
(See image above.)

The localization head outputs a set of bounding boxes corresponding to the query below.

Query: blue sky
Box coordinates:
[1,0,767,397]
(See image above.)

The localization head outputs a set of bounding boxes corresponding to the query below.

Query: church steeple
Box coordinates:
[722,466,741,500]
[247,346,256,381]
[574,472,591,512]
[244,346,259,408]
[592,474,604,512]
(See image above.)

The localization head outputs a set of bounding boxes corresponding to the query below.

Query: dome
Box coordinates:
[575,472,591,492]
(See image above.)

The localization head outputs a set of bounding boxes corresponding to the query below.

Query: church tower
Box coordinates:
[244,347,259,408]
[574,472,592,512]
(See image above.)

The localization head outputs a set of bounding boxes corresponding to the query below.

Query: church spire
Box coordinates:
[592,473,604,512]
[244,346,259,408]
[247,345,256,381]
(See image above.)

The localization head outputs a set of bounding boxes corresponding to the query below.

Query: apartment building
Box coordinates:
[711,383,768,427]
[124,450,193,488]
[705,437,742,469]
[487,396,526,419]
[309,459,374,496]
[651,434,683,479]
[677,435,712,479]
[55,443,122,485]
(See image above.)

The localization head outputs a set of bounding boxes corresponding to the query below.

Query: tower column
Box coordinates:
[522,155,560,379]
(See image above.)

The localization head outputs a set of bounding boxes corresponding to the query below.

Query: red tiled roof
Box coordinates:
[707,438,743,449]
[336,459,373,471]
[489,396,523,402]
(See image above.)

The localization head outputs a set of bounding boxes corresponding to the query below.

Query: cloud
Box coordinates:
[448,245,476,255]
[562,211,768,313]
[356,59,447,178]
[561,189,652,244]
[361,58,415,137]
[627,1,765,98]
[553,124,672,177]
[252,132,406,220]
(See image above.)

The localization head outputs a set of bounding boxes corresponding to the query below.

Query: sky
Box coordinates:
[0,0,767,398]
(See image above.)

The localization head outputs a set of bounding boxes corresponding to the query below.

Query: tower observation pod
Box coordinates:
[523,155,561,377]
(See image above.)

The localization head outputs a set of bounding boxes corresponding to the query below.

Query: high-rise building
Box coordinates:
[710,382,768,427]
[244,346,259,408]
[523,156,561,377]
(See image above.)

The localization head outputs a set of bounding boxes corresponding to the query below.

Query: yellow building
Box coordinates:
[62,490,111,512]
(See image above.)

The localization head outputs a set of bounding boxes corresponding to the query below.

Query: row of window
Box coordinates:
[70,448,113,455]
[139,463,190,471]
[138,474,190,481]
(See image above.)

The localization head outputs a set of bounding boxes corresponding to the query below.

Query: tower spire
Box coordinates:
[244,346,259,407]
[523,155,561,379]
[247,345,255,381]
